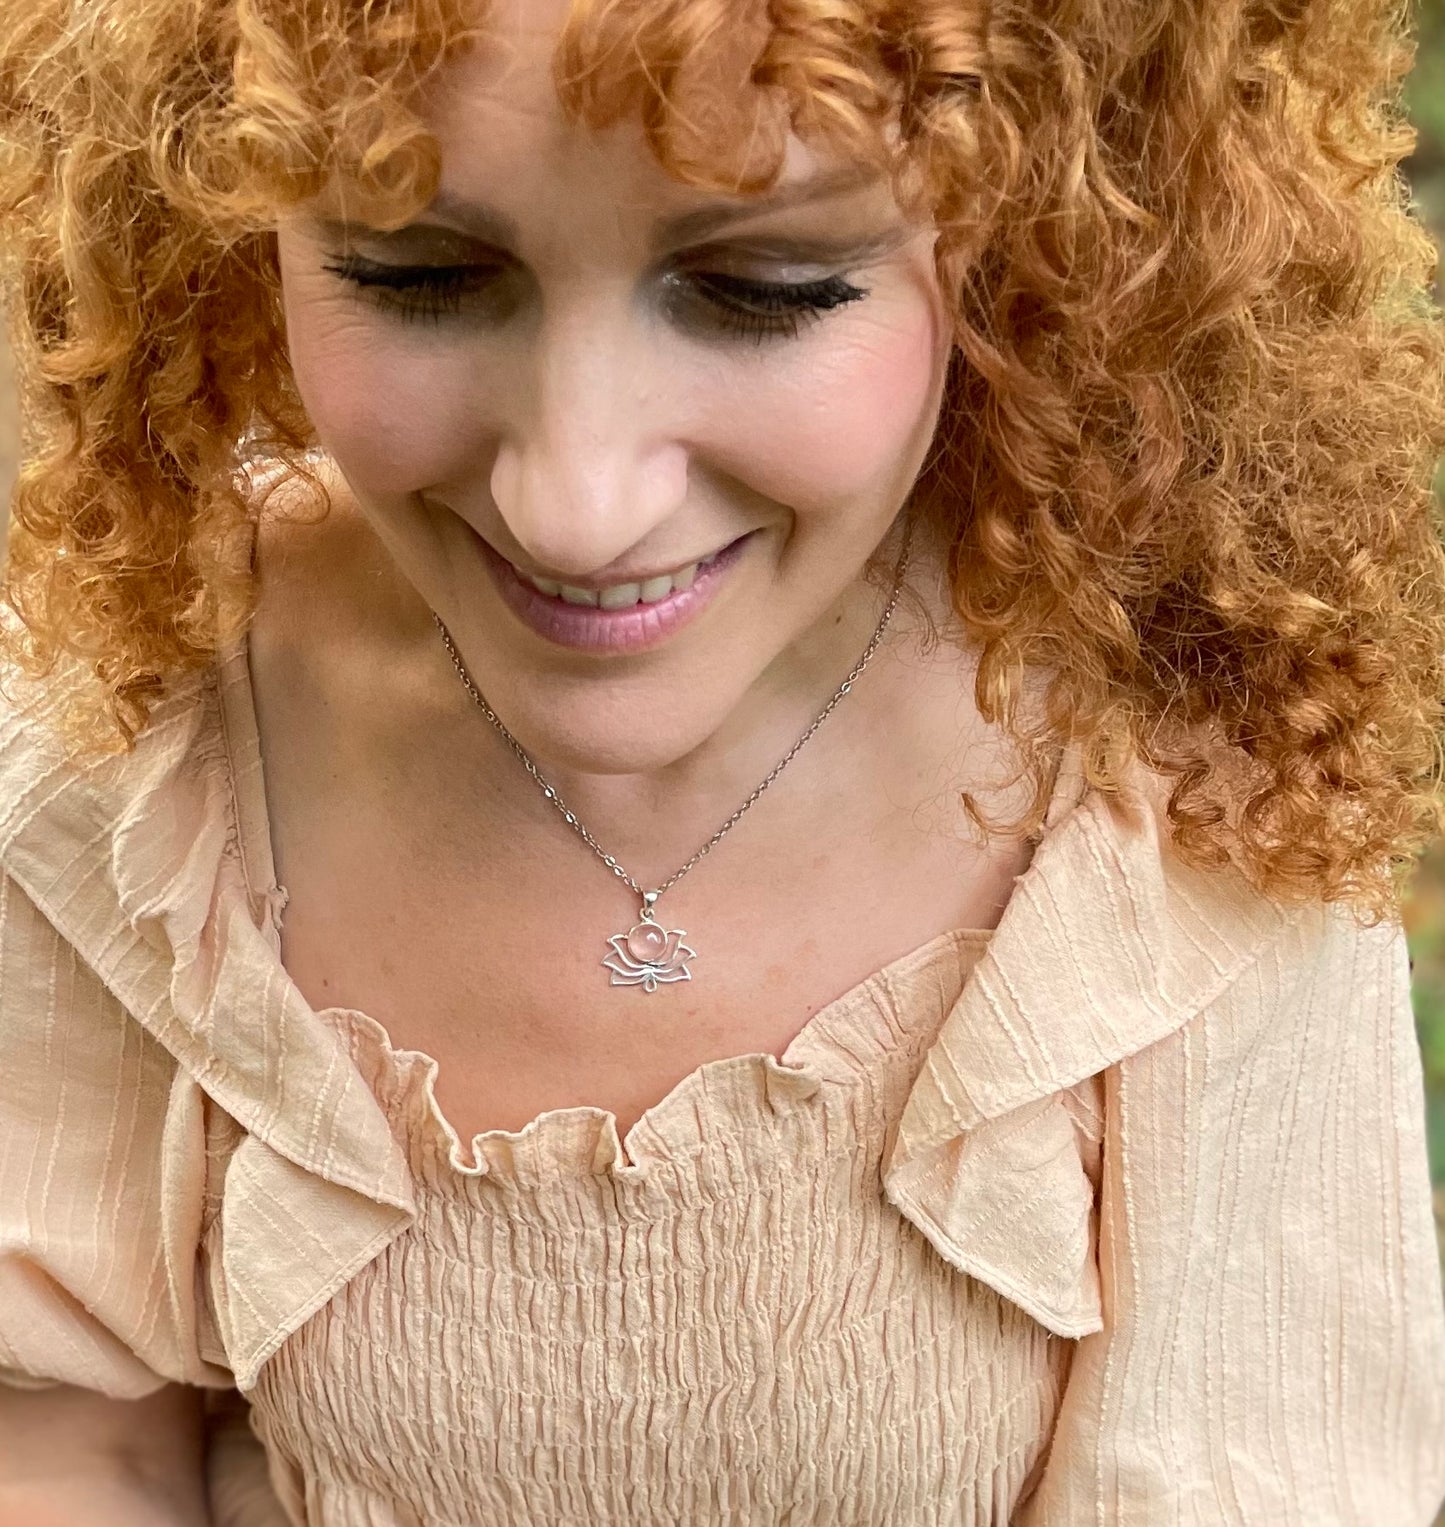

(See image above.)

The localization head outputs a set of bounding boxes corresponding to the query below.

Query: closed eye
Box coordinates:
[320,255,498,323]
[321,253,870,342]
[671,271,870,344]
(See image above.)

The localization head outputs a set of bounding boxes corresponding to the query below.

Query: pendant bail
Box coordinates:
[641,889,660,922]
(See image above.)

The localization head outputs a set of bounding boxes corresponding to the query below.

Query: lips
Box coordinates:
[475,529,755,655]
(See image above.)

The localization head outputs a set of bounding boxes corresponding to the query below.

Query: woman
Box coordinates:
[0,0,1443,1522]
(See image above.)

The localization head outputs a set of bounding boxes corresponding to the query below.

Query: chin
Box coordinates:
[498,689,739,778]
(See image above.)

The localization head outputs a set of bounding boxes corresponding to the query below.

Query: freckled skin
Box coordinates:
[273,0,955,819]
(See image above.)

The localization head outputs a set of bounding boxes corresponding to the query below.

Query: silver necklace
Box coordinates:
[434,521,913,992]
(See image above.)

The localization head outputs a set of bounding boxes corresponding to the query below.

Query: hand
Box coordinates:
[204,1389,293,1527]
[0,1380,210,1525]
[0,1472,211,1527]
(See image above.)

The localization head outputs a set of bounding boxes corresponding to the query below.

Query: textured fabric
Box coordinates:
[0,637,1443,1526]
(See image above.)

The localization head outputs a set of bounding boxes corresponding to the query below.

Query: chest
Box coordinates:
[239,513,1030,1149]
[265,782,1026,1147]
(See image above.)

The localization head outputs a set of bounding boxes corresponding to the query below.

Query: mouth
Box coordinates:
[473,529,758,655]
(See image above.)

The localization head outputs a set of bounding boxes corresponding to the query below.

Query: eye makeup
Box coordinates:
[319,254,503,325]
[319,250,871,343]
[663,269,870,344]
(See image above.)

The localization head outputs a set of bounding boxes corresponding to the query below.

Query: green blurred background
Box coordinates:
[1401,0,1445,1277]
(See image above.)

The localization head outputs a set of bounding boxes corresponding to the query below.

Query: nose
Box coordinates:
[487,302,690,579]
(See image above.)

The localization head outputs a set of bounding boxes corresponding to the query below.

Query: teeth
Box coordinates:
[599,582,641,610]
[525,559,705,607]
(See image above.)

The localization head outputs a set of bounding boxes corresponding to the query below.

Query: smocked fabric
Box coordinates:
[1,634,1443,1526]
[246,929,1083,1527]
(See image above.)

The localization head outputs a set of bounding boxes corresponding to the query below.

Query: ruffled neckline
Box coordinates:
[0,623,1308,1381]
[214,621,998,1185]
[313,924,993,1184]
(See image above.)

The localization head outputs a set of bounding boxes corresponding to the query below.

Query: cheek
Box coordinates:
[283,292,483,496]
[715,311,946,515]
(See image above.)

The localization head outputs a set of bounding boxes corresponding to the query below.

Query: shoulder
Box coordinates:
[0,612,215,827]
[958,748,1384,1114]
[0,603,228,1005]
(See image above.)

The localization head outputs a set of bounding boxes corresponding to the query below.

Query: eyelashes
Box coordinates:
[319,253,870,343]
[319,256,496,326]
[683,270,870,343]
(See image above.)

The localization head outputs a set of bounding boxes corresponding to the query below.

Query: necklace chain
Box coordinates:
[433,520,914,907]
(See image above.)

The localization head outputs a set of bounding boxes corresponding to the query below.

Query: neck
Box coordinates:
[279,492,1011,893]
[422,519,1004,886]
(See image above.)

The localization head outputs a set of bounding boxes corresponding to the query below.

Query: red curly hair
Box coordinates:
[1,0,1443,921]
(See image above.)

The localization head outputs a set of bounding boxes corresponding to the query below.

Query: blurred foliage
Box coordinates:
[1402,0,1445,1294]
[1412,0,1445,152]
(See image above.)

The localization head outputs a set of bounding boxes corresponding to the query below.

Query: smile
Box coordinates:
[517,548,725,609]
[474,529,757,655]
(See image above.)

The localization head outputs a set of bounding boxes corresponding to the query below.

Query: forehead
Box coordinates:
[410,0,894,223]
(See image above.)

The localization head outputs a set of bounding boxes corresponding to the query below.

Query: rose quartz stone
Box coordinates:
[627,923,670,962]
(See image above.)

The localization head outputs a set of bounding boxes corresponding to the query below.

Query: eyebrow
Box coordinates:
[421,165,885,253]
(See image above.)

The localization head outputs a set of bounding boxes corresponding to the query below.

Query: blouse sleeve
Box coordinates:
[1016,903,1445,1525]
[0,867,234,1399]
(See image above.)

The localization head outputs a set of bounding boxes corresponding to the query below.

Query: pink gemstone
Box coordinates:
[627,923,670,962]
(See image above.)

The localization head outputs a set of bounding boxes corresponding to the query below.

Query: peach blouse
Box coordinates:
[0,638,1443,1526]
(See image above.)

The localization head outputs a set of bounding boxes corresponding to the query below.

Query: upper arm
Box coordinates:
[1017,906,1445,1525]
[0,868,232,1398]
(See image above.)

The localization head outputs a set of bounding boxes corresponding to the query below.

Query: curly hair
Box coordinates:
[1,0,1443,921]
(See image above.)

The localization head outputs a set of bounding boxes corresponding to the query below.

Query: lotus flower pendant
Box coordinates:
[602,909,696,992]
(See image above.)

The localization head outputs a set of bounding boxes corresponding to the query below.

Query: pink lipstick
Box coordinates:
[476,529,755,655]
